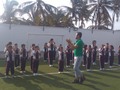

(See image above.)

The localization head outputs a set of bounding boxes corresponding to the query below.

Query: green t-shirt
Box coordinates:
[74,39,84,57]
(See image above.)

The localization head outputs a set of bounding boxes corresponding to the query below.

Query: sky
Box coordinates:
[0,0,120,30]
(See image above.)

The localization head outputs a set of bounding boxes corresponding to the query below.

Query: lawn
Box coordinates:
[0,59,120,90]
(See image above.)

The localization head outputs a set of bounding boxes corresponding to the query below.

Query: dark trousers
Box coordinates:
[110,56,114,66]
[44,52,48,60]
[21,57,26,71]
[118,55,120,65]
[15,55,20,67]
[58,60,64,72]
[48,51,54,65]
[32,60,39,73]
[105,53,109,63]
[83,55,87,65]
[100,56,104,68]
[66,53,71,66]
[6,61,14,75]
[87,57,91,69]
[53,51,56,60]
[93,52,97,63]
[30,56,33,70]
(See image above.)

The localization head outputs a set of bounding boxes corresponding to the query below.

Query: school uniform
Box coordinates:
[109,49,114,67]
[83,48,87,66]
[99,48,105,70]
[65,46,72,67]
[30,48,34,70]
[105,47,109,64]
[5,51,14,76]
[14,48,20,67]
[86,49,92,70]
[53,47,56,60]
[32,50,40,74]
[48,43,54,66]
[92,45,97,64]
[118,50,120,65]
[43,47,48,61]
[58,51,64,72]
[20,48,27,72]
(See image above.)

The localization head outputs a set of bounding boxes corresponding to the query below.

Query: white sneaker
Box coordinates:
[82,64,85,67]
[5,75,9,78]
[20,71,23,74]
[87,69,91,72]
[93,62,96,65]
[33,73,36,76]
[58,72,61,74]
[49,65,52,67]
[109,66,112,68]
[105,62,108,64]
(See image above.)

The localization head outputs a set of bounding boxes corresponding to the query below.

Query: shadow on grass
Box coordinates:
[2,77,42,90]
[92,70,120,79]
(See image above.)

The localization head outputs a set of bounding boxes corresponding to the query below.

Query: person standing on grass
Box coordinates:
[43,43,48,62]
[20,44,27,74]
[86,45,92,71]
[5,45,15,77]
[92,40,97,65]
[58,46,64,73]
[109,45,115,68]
[65,44,72,67]
[48,38,56,67]
[105,43,109,64]
[13,43,20,69]
[99,44,105,70]
[32,46,41,76]
[82,44,87,67]
[66,32,85,84]
[118,46,120,66]
[29,44,35,70]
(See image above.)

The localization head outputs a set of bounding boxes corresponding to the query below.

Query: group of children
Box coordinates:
[4,42,41,77]
[3,40,120,77]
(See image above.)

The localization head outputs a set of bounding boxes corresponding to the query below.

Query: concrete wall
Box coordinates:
[0,24,120,52]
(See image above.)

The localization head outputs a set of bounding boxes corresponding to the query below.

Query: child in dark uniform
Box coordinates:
[43,43,48,62]
[92,40,97,65]
[105,43,109,64]
[30,44,35,70]
[20,44,27,74]
[86,45,92,71]
[32,46,41,76]
[109,45,115,68]
[65,44,72,67]
[5,45,14,77]
[99,44,105,70]
[83,45,87,66]
[118,46,120,66]
[58,47,64,73]
[48,38,55,67]
[13,43,20,68]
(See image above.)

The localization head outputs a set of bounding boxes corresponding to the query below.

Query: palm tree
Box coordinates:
[1,0,18,23]
[87,0,113,30]
[70,0,90,28]
[111,0,120,30]
[15,0,58,26]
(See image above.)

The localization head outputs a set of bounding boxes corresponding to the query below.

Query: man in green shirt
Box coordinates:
[66,32,85,84]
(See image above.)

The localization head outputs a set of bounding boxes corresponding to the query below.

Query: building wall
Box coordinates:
[0,24,120,52]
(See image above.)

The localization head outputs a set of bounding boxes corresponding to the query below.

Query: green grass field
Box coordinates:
[0,59,120,90]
